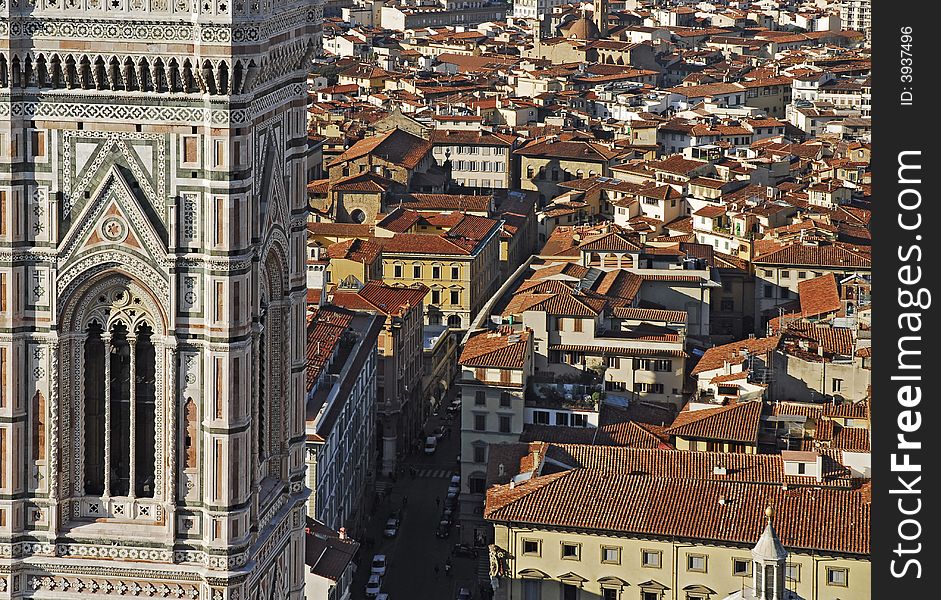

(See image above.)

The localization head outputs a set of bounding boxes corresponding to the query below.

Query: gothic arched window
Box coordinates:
[78,282,162,502]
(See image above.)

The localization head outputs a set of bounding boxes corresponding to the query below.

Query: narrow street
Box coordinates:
[350,406,486,599]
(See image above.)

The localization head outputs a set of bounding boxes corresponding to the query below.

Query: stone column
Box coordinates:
[128,334,137,500]
[165,341,178,540]
[102,332,112,499]
[48,341,60,534]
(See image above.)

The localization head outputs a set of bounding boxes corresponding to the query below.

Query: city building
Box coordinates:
[305,308,382,537]
[330,281,429,476]
[458,328,534,545]
[485,444,871,600]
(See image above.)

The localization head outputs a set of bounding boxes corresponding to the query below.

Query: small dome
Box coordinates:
[561,17,601,41]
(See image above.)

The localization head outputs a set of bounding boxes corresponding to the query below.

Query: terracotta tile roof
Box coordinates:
[305,518,360,581]
[797,274,841,317]
[430,129,516,146]
[308,222,374,238]
[326,238,382,264]
[709,371,750,384]
[548,344,687,358]
[650,155,709,175]
[594,270,643,302]
[485,452,869,556]
[306,307,355,388]
[611,307,687,323]
[486,442,549,487]
[380,232,479,256]
[331,281,428,317]
[540,225,639,257]
[664,401,763,444]
[693,205,727,218]
[380,207,427,233]
[514,278,579,295]
[812,420,870,452]
[782,324,855,357]
[505,290,607,318]
[692,336,782,375]
[328,128,432,169]
[329,170,396,193]
[664,215,694,234]
[395,193,492,213]
[447,213,502,241]
[538,444,852,487]
[531,262,591,281]
[515,138,621,162]
[459,328,531,368]
[578,231,643,253]
[307,178,330,195]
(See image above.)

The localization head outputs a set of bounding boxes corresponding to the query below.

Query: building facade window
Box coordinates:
[733,558,751,576]
[522,539,541,556]
[601,546,621,564]
[687,554,707,573]
[642,550,662,568]
[826,567,848,587]
[561,542,580,560]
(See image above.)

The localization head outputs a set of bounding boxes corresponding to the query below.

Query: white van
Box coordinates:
[424,436,438,455]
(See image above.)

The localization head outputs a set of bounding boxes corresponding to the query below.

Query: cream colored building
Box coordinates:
[485,444,871,600]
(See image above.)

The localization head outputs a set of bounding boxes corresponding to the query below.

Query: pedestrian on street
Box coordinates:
[403,495,408,507]
[434,565,440,578]
[435,496,440,508]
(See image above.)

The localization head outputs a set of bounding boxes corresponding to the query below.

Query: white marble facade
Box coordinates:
[0,2,318,598]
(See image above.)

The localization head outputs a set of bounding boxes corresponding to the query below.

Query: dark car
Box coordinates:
[452,543,478,559]
[435,521,451,538]
[457,588,472,600]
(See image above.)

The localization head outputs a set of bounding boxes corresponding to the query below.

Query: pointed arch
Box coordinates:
[78,55,92,89]
[217,60,229,95]
[168,57,181,92]
[65,55,77,89]
[201,59,216,94]
[152,57,166,92]
[35,54,48,87]
[181,59,196,93]
[11,55,21,88]
[49,54,62,88]
[108,56,122,91]
[93,55,107,90]
[231,60,244,94]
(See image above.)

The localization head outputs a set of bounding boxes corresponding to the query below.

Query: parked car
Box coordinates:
[371,554,387,576]
[433,426,447,440]
[447,475,460,495]
[376,595,389,600]
[365,574,382,598]
[457,588,472,600]
[435,521,451,538]
[447,399,461,414]
[424,436,438,455]
[446,489,458,503]
[452,544,479,559]
[383,518,400,538]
